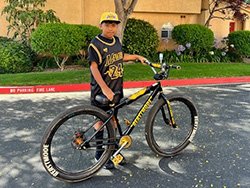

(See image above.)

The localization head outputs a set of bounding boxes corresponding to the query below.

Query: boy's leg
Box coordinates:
[94,121,115,169]
[94,121,104,158]
[93,102,126,167]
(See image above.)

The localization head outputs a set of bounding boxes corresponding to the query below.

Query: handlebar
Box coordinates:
[144,59,181,80]
[145,60,181,70]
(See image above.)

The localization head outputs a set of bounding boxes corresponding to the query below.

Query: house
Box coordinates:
[0,0,249,50]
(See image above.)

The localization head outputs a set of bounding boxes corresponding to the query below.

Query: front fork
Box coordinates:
[160,93,177,128]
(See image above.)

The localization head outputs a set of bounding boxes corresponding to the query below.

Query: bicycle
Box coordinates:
[40,58,199,183]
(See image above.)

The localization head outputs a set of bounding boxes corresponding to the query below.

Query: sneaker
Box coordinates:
[95,151,115,170]
[103,160,115,169]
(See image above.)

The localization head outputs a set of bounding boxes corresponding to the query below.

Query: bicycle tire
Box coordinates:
[145,95,198,157]
[40,105,115,182]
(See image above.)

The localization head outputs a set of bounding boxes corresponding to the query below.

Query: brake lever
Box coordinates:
[145,60,157,74]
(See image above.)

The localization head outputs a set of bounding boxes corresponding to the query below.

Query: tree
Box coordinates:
[205,0,248,27]
[31,23,86,71]
[114,0,138,42]
[1,0,60,45]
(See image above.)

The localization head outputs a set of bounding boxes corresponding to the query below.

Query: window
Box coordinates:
[161,23,174,39]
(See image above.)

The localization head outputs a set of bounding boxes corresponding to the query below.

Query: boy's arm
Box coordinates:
[90,61,114,101]
[123,54,146,64]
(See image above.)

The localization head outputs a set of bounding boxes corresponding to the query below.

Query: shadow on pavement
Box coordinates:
[0,84,250,188]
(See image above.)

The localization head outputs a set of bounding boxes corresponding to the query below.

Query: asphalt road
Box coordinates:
[0,84,250,188]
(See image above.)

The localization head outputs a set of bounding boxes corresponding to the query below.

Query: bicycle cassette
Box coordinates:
[71,131,89,149]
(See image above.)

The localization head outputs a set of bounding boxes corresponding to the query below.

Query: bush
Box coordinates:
[228,30,250,57]
[0,40,33,73]
[123,18,159,58]
[172,24,214,55]
[31,23,86,70]
[162,46,231,64]
[76,25,101,50]
[74,25,101,66]
[0,36,12,43]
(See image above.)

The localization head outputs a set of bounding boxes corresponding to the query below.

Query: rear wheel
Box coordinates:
[145,95,198,157]
[40,105,115,182]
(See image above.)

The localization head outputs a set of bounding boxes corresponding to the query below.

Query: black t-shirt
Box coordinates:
[88,34,124,102]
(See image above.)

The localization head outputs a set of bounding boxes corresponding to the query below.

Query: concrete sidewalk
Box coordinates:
[1,76,250,94]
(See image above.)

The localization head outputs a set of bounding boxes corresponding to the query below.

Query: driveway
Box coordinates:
[0,84,250,188]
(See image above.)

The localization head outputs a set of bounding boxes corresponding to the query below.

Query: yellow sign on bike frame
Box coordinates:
[128,87,147,100]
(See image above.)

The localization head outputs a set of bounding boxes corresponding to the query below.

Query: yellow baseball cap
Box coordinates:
[100,12,120,24]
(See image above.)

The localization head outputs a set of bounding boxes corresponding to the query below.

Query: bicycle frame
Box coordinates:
[40,57,199,182]
[87,61,180,147]
[105,81,176,138]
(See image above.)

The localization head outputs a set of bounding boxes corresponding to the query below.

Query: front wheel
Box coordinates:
[145,95,198,157]
[40,105,115,182]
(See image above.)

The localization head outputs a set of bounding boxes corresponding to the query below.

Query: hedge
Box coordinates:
[123,18,159,58]
[172,24,214,54]
[228,30,250,57]
[0,40,33,73]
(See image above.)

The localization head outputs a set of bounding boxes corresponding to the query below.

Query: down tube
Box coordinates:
[123,83,162,135]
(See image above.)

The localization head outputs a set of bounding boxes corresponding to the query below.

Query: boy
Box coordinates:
[88,12,145,169]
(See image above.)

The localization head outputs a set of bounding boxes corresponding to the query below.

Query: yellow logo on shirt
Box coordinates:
[105,63,123,80]
[105,52,123,67]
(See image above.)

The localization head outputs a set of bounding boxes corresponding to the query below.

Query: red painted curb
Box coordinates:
[1,77,250,94]
[0,84,89,94]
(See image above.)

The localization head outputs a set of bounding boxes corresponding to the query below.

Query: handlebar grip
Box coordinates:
[145,60,161,68]
[170,65,181,70]
[151,63,161,69]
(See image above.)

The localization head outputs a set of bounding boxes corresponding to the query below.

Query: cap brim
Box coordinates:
[100,20,121,24]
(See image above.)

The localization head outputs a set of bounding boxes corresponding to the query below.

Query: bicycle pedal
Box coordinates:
[112,154,124,166]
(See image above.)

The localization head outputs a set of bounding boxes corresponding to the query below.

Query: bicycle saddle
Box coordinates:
[95,92,121,106]
[95,94,109,106]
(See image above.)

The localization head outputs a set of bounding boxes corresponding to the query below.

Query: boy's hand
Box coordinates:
[136,55,147,65]
[123,54,146,64]
[102,87,114,101]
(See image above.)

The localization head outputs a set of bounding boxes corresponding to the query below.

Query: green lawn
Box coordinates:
[0,62,250,86]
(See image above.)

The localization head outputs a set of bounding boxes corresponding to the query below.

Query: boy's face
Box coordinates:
[100,21,118,39]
